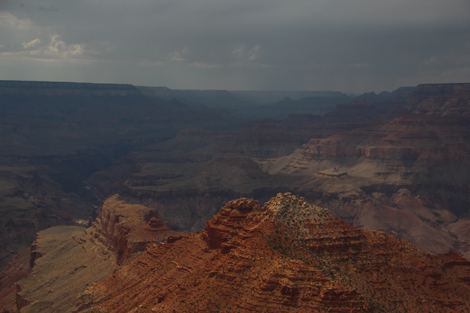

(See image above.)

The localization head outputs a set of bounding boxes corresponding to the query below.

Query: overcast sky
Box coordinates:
[0,0,469,92]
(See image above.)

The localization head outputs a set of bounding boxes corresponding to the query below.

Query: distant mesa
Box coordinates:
[0,80,142,96]
[404,83,470,114]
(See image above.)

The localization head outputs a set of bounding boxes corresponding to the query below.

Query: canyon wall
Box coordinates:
[0,197,178,312]
[76,194,470,312]
[88,195,178,264]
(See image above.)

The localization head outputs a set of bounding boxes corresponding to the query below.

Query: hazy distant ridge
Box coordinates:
[0,80,141,96]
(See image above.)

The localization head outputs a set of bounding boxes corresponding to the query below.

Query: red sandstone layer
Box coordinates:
[88,195,178,264]
[76,194,470,312]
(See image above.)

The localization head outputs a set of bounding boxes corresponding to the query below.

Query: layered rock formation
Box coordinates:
[4,80,470,313]
[404,83,470,113]
[255,84,470,257]
[0,249,31,312]
[269,114,470,182]
[268,88,470,181]
[88,195,178,264]
[14,226,110,313]
[82,83,470,263]
[85,86,412,232]
[0,163,94,269]
[0,197,178,312]
[268,85,470,181]
[0,80,236,268]
[75,194,470,312]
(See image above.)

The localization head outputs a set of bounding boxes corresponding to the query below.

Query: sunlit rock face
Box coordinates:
[88,195,179,264]
[75,194,470,313]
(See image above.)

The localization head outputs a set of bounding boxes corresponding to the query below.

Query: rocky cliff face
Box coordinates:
[0,164,95,270]
[259,84,470,259]
[412,85,470,117]
[404,83,470,112]
[83,84,470,262]
[12,226,116,313]
[88,195,178,264]
[85,89,411,233]
[75,194,470,313]
[0,80,238,269]
[0,197,179,313]
[269,114,470,181]
[268,85,470,186]
[0,249,31,312]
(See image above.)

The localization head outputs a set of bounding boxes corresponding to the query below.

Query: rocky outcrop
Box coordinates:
[86,90,411,232]
[0,164,95,269]
[12,226,116,313]
[83,83,470,265]
[88,195,178,264]
[75,194,470,312]
[0,79,242,268]
[0,249,31,312]
[201,198,260,249]
[0,197,179,313]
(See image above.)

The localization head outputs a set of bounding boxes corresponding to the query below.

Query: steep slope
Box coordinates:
[262,84,470,258]
[76,194,470,313]
[0,80,237,268]
[268,84,470,181]
[85,87,411,233]
[0,249,32,312]
[0,163,94,269]
[269,114,470,183]
[0,196,178,313]
[404,83,470,114]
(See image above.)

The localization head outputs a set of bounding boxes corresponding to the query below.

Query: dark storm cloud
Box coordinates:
[0,0,469,92]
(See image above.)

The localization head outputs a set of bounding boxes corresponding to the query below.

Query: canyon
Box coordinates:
[0,195,177,312]
[1,80,470,312]
[87,83,470,259]
[0,81,235,268]
[3,194,470,312]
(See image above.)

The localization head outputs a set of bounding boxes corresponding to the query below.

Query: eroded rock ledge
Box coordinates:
[88,195,178,264]
[76,193,470,313]
[0,197,178,313]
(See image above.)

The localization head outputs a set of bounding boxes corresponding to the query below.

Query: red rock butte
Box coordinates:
[88,194,179,264]
[74,193,470,313]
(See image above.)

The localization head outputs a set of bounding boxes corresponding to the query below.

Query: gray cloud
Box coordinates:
[0,0,469,92]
